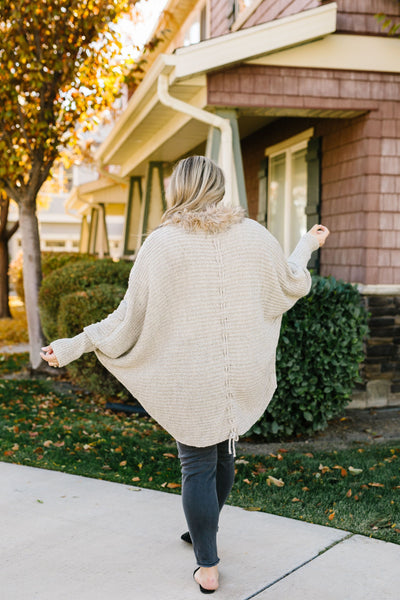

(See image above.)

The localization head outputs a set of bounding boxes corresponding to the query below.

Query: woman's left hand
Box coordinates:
[40,345,60,368]
[308,224,330,247]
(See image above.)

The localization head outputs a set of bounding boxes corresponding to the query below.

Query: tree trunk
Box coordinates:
[19,200,45,369]
[0,235,11,319]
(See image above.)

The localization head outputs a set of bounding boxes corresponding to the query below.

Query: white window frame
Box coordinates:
[182,0,209,47]
[265,129,314,256]
[231,0,263,32]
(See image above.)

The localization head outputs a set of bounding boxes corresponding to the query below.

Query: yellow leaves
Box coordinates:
[119,460,127,467]
[244,506,261,511]
[163,453,176,459]
[346,489,352,498]
[328,512,335,521]
[368,482,385,488]
[131,477,140,482]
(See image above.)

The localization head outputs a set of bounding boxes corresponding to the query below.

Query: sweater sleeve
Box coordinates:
[50,331,95,369]
[47,237,152,367]
[82,243,150,359]
[264,231,320,319]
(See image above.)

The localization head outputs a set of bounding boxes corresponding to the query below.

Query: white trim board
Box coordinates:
[247,33,400,74]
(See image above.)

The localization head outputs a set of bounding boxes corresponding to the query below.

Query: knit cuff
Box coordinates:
[288,233,320,268]
[50,332,95,368]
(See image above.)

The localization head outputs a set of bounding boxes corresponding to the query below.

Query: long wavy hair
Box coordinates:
[161,156,225,224]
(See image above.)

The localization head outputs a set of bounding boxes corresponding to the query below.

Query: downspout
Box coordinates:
[157,72,236,206]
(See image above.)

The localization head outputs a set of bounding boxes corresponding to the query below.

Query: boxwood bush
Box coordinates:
[39,259,132,341]
[57,284,129,398]
[9,251,95,303]
[247,275,369,440]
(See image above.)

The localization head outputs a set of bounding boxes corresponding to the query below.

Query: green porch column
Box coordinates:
[205,109,247,211]
[87,204,110,257]
[136,162,167,252]
[123,176,143,257]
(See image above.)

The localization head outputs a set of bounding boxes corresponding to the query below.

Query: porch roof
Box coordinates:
[66,176,128,216]
[95,0,398,179]
[95,2,338,176]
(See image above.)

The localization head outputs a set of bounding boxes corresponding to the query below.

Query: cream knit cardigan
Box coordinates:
[51,206,319,451]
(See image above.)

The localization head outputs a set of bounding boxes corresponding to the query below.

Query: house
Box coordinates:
[68,0,400,407]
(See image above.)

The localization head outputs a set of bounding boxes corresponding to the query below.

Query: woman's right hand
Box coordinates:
[40,345,60,368]
[308,224,330,247]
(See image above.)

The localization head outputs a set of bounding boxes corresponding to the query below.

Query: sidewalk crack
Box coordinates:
[242,532,354,600]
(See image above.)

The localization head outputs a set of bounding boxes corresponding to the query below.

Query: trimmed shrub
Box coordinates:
[9,251,96,303]
[42,252,96,278]
[39,259,132,341]
[247,275,369,440]
[57,284,128,398]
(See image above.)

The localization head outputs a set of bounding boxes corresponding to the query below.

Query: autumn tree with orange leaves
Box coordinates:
[0,0,135,368]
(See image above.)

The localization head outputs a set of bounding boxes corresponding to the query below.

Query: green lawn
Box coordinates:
[1,373,399,545]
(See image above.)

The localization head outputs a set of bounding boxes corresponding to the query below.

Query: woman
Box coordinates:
[41,155,329,594]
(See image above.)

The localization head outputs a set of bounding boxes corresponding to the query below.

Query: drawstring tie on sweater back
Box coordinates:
[228,429,239,457]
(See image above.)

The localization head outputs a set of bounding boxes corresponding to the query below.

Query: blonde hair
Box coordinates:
[162,156,225,223]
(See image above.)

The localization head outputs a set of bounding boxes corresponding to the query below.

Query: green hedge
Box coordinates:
[57,284,128,398]
[39,259,132,341]
[9,251,95,303]
[247,275,369,440]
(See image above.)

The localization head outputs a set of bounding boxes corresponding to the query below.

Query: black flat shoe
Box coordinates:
[193,567,216,595]
[181,531,192,544]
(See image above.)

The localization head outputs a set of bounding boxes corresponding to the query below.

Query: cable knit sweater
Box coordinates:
[50,206,319,450]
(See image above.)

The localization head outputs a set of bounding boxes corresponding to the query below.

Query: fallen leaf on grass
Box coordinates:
[333,465,348,477]
[167,483,181,489]
[267,475,285,487]
[349,466,363,475]
[163,453,176,459]
[43,440,53,448]
[346,489,352,498]
[303,453,314,458]
[131,477,140,482]
[243,478,252,485]
[119,460,127,466]
[292,498,302,502]
[328,512,335,521]
[319,463,330,474]
[368,483,384,488]
[244,506,261,511]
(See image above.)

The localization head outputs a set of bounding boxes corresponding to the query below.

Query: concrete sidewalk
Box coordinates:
[1,462,399,600]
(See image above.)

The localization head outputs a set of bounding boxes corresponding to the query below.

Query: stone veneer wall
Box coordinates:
[350,292,400,409]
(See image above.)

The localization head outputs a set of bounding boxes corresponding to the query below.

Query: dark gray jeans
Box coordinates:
[176,439,235,567]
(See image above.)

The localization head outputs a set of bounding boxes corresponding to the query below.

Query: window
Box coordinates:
[183,3,208,46]
[265,129,314,256]
[233,0,256,20]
